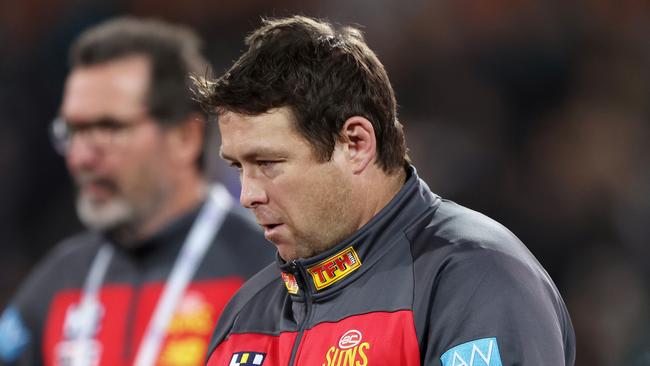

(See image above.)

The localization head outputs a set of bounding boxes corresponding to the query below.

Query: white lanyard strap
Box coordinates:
[72,244,114,366]
[83,244,114,299]
[133,183,233,366]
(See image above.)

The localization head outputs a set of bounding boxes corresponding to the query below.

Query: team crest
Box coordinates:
[229,351,266,366]
[307,246,361,290]
[321,329,370,366]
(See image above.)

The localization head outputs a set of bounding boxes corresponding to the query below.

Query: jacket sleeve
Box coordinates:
[419,249,576,366]
[0,237,89,366]
[0,261,55,366]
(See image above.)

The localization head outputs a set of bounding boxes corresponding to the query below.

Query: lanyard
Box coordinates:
[72,244,114,366]
[74,184,233,366]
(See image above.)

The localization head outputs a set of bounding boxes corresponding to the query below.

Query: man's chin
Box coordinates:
[275,242,299,262]
[276,242,318,262]
[76,195,134,232]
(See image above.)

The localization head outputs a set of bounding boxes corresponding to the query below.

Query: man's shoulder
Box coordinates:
[223,262,282,314]
[409,199,529,257]
[207,262,284,353]
[37,231,104,269]
[210,262,283,325]
[405,197,551,285]
[406,198,573,360]
[7,231,104,312]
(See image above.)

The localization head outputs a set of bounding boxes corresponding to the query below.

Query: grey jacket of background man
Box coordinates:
[0,194,275,366]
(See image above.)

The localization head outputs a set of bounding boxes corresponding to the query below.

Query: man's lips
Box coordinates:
[259,223,284,238]
[254,209,284,238]
[77,177,117,201]
[259,222,282,230]
[81,183,113,200]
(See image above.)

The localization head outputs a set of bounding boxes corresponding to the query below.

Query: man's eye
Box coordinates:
[257,160,277,167]
[93,120,126,132]
[229,162,242,170]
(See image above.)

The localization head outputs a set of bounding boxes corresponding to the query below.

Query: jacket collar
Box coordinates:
[278,165,440,300]
[104,200,204,263]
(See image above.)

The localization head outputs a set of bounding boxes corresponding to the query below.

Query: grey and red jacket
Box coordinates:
[0,200,275,366]
[205,167,575,366]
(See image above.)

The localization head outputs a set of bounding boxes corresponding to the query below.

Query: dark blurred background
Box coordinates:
[0,1,648,365]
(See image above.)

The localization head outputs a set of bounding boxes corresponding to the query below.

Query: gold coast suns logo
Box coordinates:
[321,330,370,366]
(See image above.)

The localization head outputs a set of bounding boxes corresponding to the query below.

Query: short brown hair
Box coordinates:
[195,16,409,173]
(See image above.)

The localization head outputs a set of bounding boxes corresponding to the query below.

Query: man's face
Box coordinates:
[219,108,359,261]
[61,56,175,233]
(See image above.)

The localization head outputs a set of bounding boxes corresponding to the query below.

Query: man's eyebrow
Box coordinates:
[64,115,117,126]
[219,147,288,162]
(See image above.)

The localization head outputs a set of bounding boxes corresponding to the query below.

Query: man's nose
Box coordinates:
[240,174,268,208]
[66,137,100,172]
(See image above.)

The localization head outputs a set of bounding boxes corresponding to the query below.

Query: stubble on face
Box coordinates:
[74,161,169,237]
[76,190,134,231]
[219,108,363,262]
[281,152,360,261]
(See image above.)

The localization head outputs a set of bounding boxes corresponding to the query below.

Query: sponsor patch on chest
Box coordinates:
[307,247,361,290]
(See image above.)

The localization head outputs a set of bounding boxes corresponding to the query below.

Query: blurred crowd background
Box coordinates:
[0,1,648,365]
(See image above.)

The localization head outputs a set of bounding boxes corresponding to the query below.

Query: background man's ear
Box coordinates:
[340,116,376,175]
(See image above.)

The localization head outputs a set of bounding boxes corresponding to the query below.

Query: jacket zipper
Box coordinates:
[287,261,313,366]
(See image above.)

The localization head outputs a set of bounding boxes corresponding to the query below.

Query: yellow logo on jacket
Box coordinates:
[321,329,370,366]
[307,247,361,290]
[281,272,299,294]
[158,292,215,366]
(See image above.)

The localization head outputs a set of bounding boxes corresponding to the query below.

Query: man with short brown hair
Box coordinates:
[196,15,575,366]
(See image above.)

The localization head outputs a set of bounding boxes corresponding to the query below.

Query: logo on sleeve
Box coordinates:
[321,329,370,366]
[307,246,361,290]
[0,307,31,362]
[229,351,265,366]
[440,337,502,366]
[281,272,299,294]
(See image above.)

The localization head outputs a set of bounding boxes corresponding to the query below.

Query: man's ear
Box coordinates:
[166,114,205,167]
[339,116,376,175]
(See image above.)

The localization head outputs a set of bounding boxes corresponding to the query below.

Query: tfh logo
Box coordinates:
[307,247,361,290]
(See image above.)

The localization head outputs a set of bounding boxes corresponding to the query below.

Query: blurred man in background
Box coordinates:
[196,15,575,366]
[0,17,273,366]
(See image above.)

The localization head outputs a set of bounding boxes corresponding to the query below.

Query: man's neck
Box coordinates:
[355,167,407,232]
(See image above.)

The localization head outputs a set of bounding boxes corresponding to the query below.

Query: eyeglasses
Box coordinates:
[49,115,151,155]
